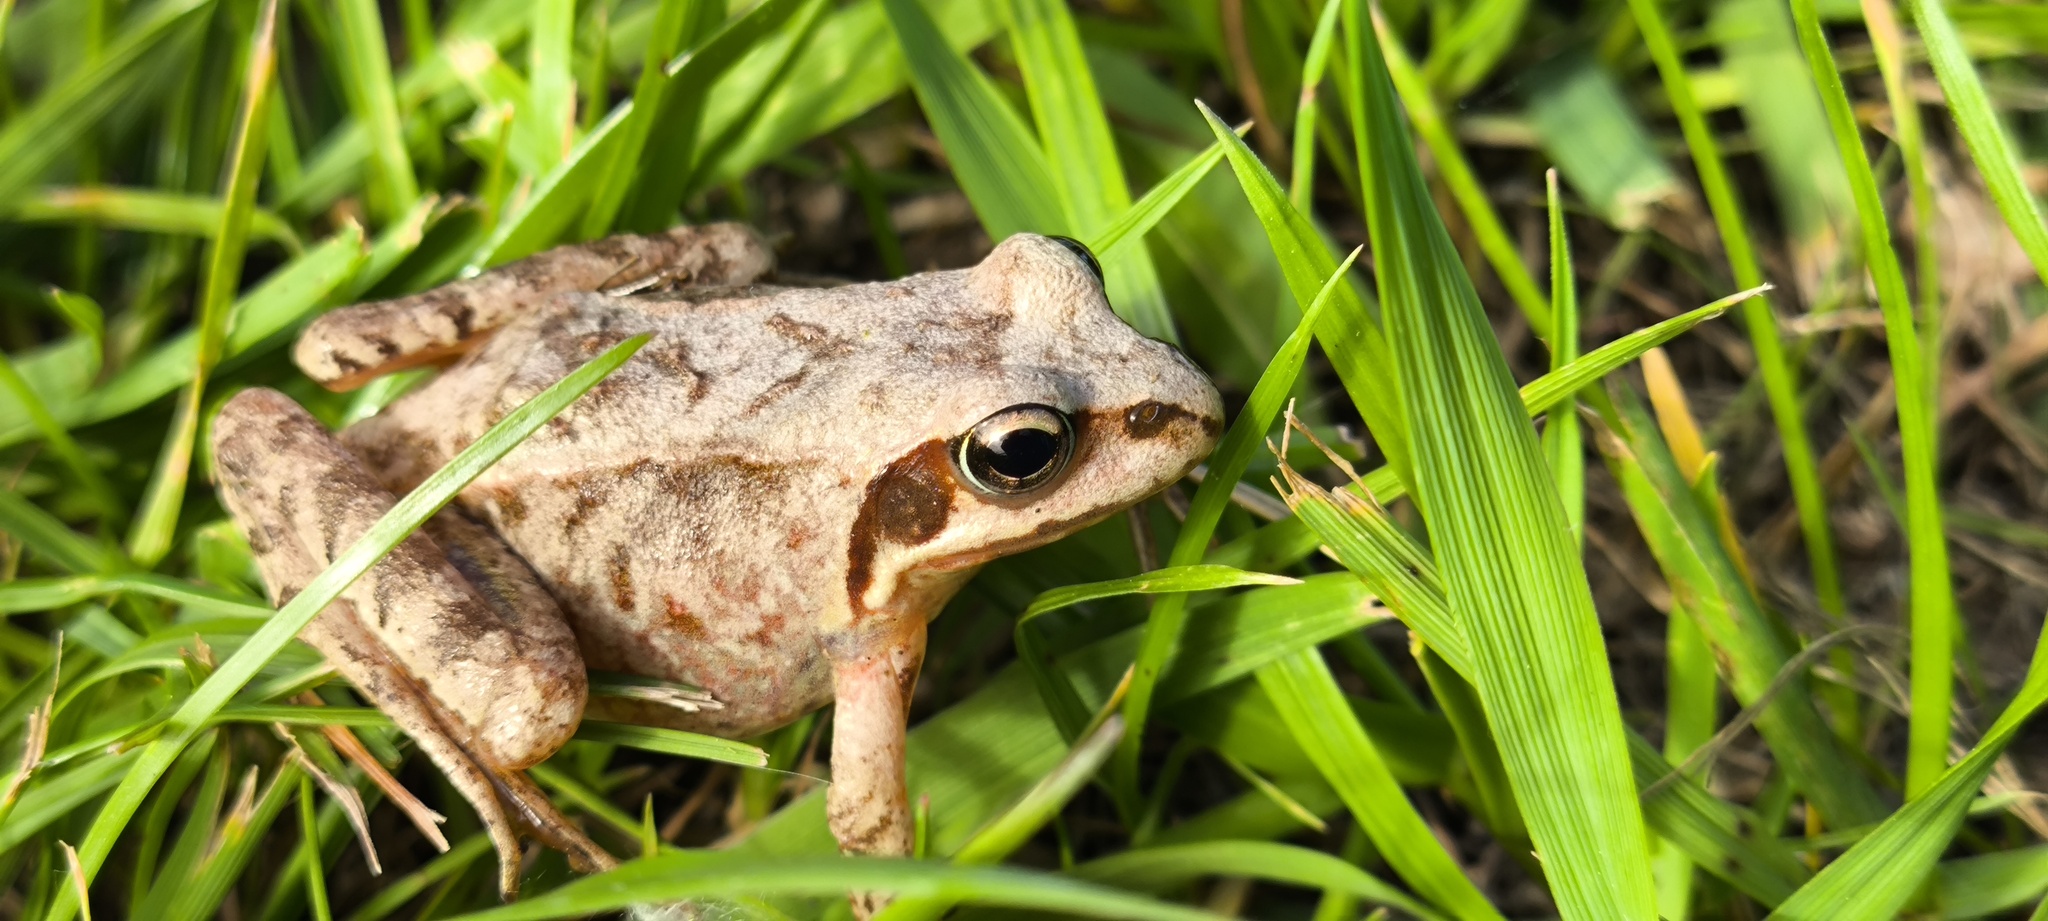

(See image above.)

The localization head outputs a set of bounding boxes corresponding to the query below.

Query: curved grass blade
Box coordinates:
[1020,566,1300,622]
[1195,102,1411,488]
[42,334,651,921]
[0,573,268,619]
[1209,286,1756,581]
[874,717,1128,921]
[6,188,301,251]
[1085,125,1243,262]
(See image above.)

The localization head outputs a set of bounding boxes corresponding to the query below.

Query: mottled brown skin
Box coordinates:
[211,226,1222,912]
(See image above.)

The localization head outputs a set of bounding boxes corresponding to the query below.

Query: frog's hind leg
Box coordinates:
[212,387,615,898]
[296,223,773,391]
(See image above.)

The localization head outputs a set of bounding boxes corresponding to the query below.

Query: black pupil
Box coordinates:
[981,427,1059,480]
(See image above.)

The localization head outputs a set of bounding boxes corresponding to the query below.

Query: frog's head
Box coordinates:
[844,233,1223,625]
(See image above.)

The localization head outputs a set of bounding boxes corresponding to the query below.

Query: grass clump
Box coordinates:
[5,1,2048,919]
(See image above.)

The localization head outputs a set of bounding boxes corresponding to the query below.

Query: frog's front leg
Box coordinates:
[212,388,615,899]
[826,627,926,917]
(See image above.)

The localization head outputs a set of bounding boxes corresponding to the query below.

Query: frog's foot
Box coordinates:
[212,388,619,898]
[296,224,774,391]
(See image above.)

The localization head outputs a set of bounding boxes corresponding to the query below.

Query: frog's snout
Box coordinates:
[1113,351,1226,487]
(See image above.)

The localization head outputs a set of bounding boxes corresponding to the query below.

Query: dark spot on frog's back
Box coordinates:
[609,545,635,611]
[1122,400,1221,440]
[766,313,852,359]
[487,485,528,526]
[662,595,710,641]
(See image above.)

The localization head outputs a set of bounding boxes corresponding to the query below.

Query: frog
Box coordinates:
[209,224,1223,912]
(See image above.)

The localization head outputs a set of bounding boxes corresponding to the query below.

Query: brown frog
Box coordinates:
[211,225,1222,911]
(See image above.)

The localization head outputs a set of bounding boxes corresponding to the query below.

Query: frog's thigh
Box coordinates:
[295,223,773,391]
[211,388,613,896]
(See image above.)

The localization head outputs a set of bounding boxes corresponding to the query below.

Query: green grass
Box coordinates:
[4,1,2048,919]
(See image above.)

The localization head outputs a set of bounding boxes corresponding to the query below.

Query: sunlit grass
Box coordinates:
[3,0,2047,919]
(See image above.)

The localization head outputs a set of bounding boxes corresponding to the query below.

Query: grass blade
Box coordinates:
[0,0,210,210]
[1621,0,1848,644]
[1787,0,1956,799]
[577,0,698,238]
[445,856,1227,921]
[880,0,1062,240]
[1361,6,1549,335]
[1346,3,1655,914]
[1117,246,1357,815]
[126,0,280,567]
[527,0,575,169]
[1543,171,1583,541]
[1905,0,2048,285]
[1071,841,1443,921]
[1084,127,1241,262]
[332,0,419,222]
[1195,103,1410,485]
[1005,0,1176,340]
[1770,612,2048,919]
[1257,649,1504,921]
[1289,0,1343,209]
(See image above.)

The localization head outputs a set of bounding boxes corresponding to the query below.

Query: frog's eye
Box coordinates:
[955,404,1074,496]
[1046,236,1103,287]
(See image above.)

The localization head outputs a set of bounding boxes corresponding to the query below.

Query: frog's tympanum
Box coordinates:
[212,226,1222,912]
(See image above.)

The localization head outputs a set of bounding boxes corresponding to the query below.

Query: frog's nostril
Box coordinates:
[1122,400,1219,441]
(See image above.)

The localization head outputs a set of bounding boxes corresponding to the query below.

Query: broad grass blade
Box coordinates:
[1345,4,1654,914]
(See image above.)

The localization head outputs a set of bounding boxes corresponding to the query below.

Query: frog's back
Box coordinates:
[338,287,874,736]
